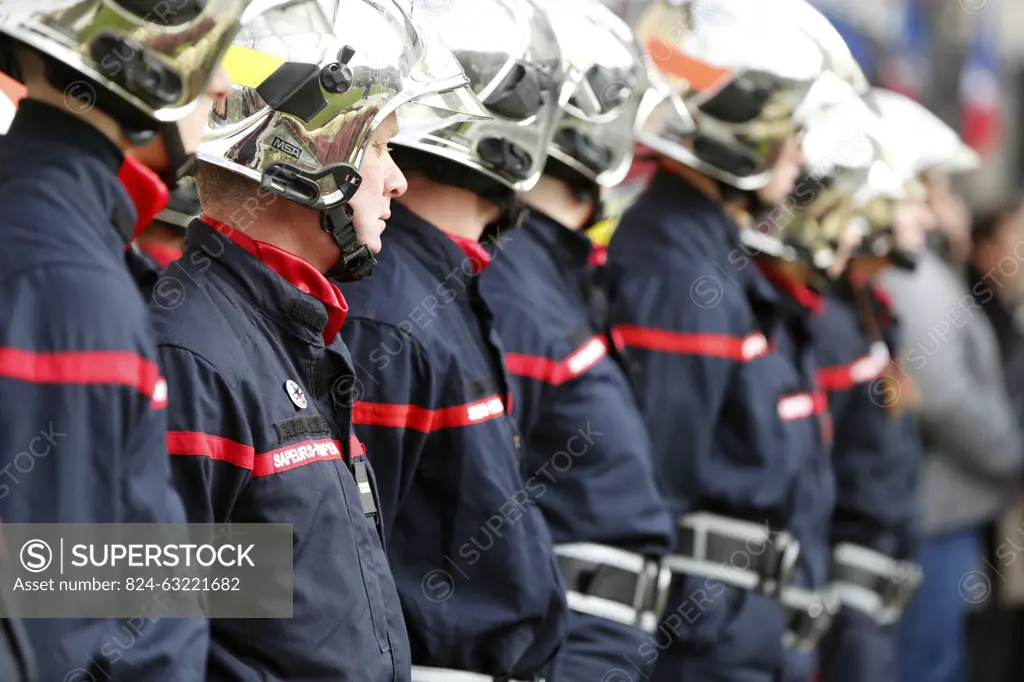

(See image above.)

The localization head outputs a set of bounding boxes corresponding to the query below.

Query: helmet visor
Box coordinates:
[0,0,248,121]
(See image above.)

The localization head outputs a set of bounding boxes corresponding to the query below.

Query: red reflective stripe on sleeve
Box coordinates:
[0,347,167,400]
[817,345,890,391]
[614,326,770,361]
[816,365,854,391]
[777,391,829,422]
[167,432,255,471]
[252,438,344,477]
[504,354,561,385]
[505,335,609,386]
[353,393,507,432]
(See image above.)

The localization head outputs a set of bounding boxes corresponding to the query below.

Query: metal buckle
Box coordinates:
[756,530,801,597]
[669,514,802,596]
[879,561,923,612]
[782,588,840,652]
[633,557,673,629]
[556,544,667,632]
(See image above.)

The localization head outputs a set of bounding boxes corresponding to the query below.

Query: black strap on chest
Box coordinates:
[350,459,378,521]
[578,272,637,382]
[310,351,383,536]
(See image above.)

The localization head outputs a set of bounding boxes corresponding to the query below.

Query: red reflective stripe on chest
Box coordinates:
[252,438,345,477]
[505,335,609,386]
[0,347,168,406]
[614,326,770,361]
[352,393,507,432]
[777,391,829,421]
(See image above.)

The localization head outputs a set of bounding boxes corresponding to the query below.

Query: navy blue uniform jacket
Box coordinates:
[480,210,674,555]
[0,100,207,680]
[151,217,410,682]
[340,202,568,678]
[812,282,921,558]
[604,170,834,673]
[0,615,34,682]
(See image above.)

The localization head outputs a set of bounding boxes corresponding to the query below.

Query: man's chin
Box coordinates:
[353,222,385,255]
[366,230,384,255]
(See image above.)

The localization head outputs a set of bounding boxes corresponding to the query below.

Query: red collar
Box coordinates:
[447,233,492,273]
[137,241,183,269]
[201,216,349,344]
[756,260,824,315]
[117,155,170,241]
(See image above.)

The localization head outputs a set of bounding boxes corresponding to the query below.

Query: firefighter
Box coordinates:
[603,2,861,680]
[478,1,681,679]
[149,2,489,680]
[740,75,929,682]
[338,1,570,679]
[741,71,890,679]
[0,1,249,678]
[813,182,932,682]
[867,90,989,682]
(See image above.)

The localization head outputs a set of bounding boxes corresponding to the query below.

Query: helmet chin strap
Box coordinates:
[258,160,377,282]
[158,122,197,189]
[720,180,770,217]
[123,123,197,191]
[853,230,922,272]
[321,203,376,282]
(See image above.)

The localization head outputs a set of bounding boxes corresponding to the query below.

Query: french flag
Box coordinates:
[959,16,1002,157]
[878,0,929,103]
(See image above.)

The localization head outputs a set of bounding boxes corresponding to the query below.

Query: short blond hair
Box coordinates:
[194,162,261,212]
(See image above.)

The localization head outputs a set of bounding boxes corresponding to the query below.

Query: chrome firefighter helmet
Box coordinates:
[744,73,884,266]
[198,0,491,280]
[0,0,251,184]
[784,74,887,269]
[853,88,978,266]
[390,0,566,193]
[869,88,980,178]
[850,160,918,265]
[635,0,836,191]
[782,0,870,96]
[538,0,666,189]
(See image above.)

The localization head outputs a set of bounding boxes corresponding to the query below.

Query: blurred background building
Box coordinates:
[599,0,1019,212]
